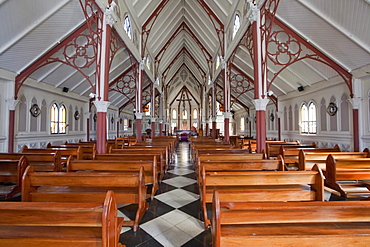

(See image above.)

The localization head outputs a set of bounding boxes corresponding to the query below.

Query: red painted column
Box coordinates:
[224,116,230,143]
[159,122,163,136]
[135,113,143,142]
[353,109,359,152]
[94,4,116,154]
[96,112,107,153]
[86,117,90,141]
[212,118,217,139]
[256,110,266,152]
[6,99,19,153]
[94,101,110,154]
[8,110,15,153]
[151,119,156,138]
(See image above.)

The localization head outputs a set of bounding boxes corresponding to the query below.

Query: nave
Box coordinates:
[118,141,211,247]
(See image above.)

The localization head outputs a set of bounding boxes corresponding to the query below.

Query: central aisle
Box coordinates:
[119,142,212,247]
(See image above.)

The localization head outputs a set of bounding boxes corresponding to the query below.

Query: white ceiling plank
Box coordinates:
[297,0,370,55]
[0,0,71,55]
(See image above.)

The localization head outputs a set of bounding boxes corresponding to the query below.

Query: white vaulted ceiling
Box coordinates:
[0,0,369,113]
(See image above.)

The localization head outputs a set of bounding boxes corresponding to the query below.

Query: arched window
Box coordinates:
[300,102,316,134]
[240,116,245,131]
[182,109,188,119]
[232,13,240,39]
[146,56,150,70]
[172,109,177,119]
[50,103,67,134]
[193,109,198,119]
[216,55,221,70]
[124,15,132,39]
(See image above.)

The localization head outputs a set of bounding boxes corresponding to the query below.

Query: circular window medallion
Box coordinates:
[74,111,80,120]
[30,104,41,117]
[269,113,275,122]
[327,102,338,116]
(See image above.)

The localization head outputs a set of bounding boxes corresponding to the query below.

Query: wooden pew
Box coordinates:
[0,190,124,247]
[0,156,29,200]
[46,143,95,160]
[298,148,370,171]
[200,165,324,228]
[109,148,166,181]
[212,190,370,247]
[325,155,370,198]
[197,158,284,185]
[22,166,148,231]
[265,141,302,158]
[281,144,340,167]
[0,152,62,172]
[24,145,79,163]
[124,145,170,165]
[196,152,267,175]
[67,157,158,199]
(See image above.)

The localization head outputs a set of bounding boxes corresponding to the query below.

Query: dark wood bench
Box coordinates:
[196,152,267,175]
[212,190,370,247]
[298,148,370,171]
[198,158,284,185]
[0,190,124,247]
[109,148,166,181]
[281,145,340,167]
[46,143,95,160]
[200,165,324,228]
[22,166,148,231]
[325,155,370,198]
[23,146,79,164]
[0,152,62,172]
[0,156,29,200]
[265,141,302,158]
[193,148,263,165]
[67,157,158,199]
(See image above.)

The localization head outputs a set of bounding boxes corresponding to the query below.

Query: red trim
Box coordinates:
[15,22,97,99]
[142,0,171,57]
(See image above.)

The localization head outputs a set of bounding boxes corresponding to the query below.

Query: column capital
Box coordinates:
[212,117,217,122]
[135,112,143,119]
[6,99,19,111]
[105,2,117,27]
[348,97,362,109]
[93,101,110,112]
[223,112,232,119]
[151,117,157,122]
[253,98,269,111]
[248,1,258,23]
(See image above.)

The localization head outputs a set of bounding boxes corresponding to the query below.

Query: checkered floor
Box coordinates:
[118,142,211,247]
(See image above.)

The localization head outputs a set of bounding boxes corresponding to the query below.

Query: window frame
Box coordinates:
[50,103,67,134]
[300,101,317,134]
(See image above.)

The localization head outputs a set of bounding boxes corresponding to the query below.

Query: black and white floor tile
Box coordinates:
[118,142,211,247]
